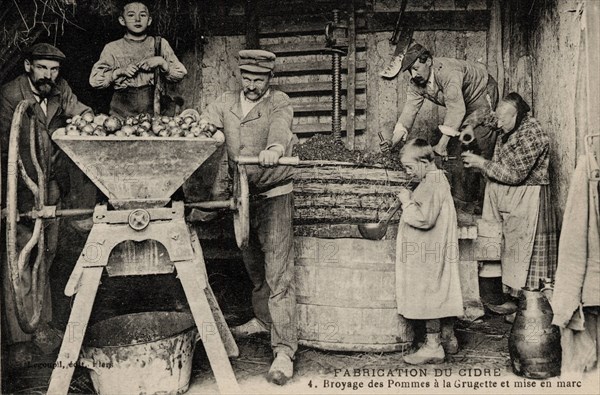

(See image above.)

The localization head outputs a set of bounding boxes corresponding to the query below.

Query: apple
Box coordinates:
[66,124,80,136]
[159,129,169,137]
[93,127,106,136]
[161,116,170,124]
[141,131,151,137]
[115,130,126,137]
[104,116,122,133]
[190,126,202,137]
[141,120,151,130]
[82,112,95,123]
[212,130,225,143]
[121,125,135,136]
[167,120,177,128]
[93,114,108,126]
[81,124,95,135]
[76,118,88,129]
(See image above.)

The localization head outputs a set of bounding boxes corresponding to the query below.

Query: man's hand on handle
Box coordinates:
[258,148,282,168]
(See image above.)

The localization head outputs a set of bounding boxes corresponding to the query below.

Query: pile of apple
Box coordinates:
[64,112,217,138]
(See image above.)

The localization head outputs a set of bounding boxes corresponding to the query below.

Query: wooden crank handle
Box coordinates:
[236,156,300,166]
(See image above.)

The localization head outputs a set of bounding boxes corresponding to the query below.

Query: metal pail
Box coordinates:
[80,311,198,395]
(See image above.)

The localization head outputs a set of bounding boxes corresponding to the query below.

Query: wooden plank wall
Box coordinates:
[517,0,597,220]
[191,0,488,152]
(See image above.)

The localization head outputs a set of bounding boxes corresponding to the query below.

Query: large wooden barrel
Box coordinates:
[295,236,413,352]
[293,165,414,352]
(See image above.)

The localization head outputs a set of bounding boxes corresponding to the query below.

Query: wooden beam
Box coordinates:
[262,40,366,55]
[293,99,366,114]
[272,80,366,95]
[207,10,490,36]
[362,10,490,32]
[292,119,366,134]
[276,60,366,75]
[245,0,260,49]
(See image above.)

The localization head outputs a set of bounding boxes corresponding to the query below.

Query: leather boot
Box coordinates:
[403,333,445,365]
[441,322,459,355]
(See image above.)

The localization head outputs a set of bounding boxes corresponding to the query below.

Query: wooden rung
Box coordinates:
[277,60,366,74]
[262,40,366,55]
[257,0,351,17]
[272,80,366,95]
[292,120,366,134]
[293,100,366,114]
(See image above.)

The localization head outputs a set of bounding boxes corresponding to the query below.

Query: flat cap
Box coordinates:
[400,42,428,72]
[26,43,66,62]
[239,50,276,73]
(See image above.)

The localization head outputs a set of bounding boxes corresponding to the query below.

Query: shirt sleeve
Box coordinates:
[401,186,442,230]
[440,70,466,132]
[89,45,122,89]
[483,127,548,185]
[200,94,225,129]
[160,39,187,82]
[397,83,424,132]
[266,92,293,149]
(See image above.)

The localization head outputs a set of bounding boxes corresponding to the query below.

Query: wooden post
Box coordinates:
[487,0,504,99]
[346,0,356,149]
[584,0,600,155]
[245,0,259,49]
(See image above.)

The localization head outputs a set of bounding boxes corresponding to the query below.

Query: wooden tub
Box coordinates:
[295,236,413,352]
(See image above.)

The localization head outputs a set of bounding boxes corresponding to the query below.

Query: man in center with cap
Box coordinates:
[199,49,297,385]
[380,42,499,208]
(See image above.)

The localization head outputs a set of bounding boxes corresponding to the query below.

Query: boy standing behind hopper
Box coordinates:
[89,1,187,118]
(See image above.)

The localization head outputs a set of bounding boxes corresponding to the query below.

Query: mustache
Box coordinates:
[34,78,56,96]
[411,77,427,87]
[34,78,55,89]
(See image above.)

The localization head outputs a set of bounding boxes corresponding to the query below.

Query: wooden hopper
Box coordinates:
[53,130,224,209]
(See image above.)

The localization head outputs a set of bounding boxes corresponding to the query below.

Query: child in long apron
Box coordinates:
[395,139,464,364]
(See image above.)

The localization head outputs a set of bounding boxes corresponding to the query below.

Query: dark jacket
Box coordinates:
[0,74,92,209]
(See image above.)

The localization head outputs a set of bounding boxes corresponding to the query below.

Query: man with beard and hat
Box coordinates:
[0,43,92,349]
[380,42,499,210]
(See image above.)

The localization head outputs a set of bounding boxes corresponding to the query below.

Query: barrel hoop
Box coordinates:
[297,295,397,309]
[298,339,411,353]
[295,259,395,271]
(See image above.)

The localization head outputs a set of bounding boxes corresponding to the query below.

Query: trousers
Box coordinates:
[241,192,297,358]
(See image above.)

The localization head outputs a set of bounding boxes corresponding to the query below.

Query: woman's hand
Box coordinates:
[461,151,487,169]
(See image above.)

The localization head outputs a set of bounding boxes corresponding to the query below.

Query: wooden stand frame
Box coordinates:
[46,203,239,394]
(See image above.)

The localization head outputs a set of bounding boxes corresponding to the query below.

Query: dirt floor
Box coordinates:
[3,221,600,394]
